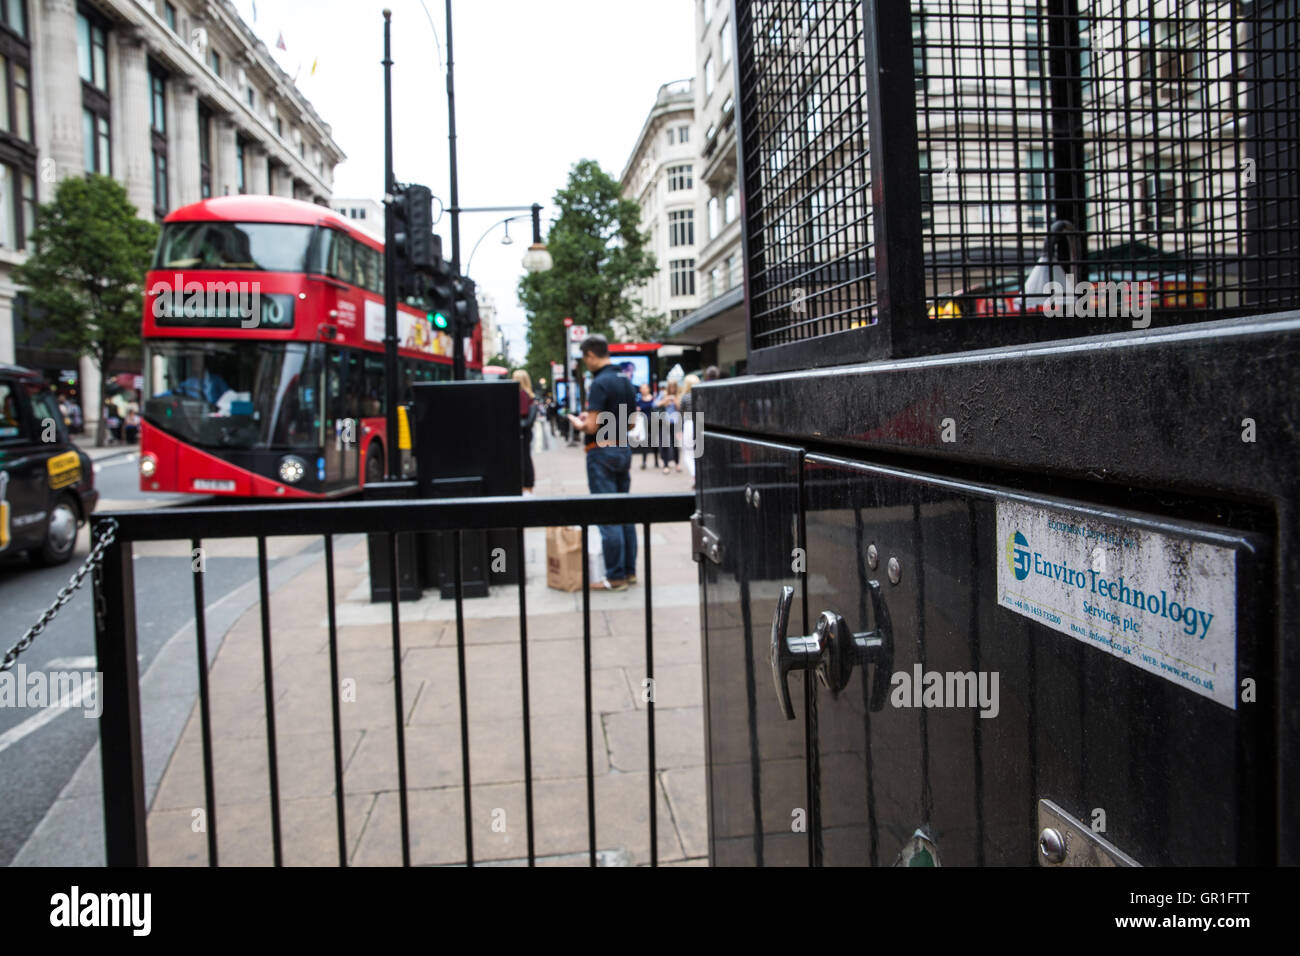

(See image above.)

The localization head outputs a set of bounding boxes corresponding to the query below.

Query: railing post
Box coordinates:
[93,528,148,866]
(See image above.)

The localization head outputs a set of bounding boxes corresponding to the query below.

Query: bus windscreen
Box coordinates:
[145,341,323,450]
[155,222,314,272]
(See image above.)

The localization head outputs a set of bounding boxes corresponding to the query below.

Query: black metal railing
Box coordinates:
[90,493,694,867]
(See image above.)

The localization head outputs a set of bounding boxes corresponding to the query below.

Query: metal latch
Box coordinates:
[691,512,722,565]
[1037,799,1140,867]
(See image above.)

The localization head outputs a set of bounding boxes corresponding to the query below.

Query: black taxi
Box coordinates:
[0,363,98,566]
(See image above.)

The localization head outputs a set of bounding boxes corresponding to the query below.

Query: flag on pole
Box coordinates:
[276,32,287,50]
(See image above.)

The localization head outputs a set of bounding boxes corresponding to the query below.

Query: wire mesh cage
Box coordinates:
[736,0,1300,366]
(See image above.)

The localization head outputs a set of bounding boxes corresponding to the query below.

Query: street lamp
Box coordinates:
[522,203,553,273]
[464,204,553,279]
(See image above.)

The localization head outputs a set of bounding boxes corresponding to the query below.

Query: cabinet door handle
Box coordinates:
[769,581,895,720]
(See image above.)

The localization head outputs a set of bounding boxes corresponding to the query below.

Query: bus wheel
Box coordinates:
[365,444,385,485]
[36,495,79,566]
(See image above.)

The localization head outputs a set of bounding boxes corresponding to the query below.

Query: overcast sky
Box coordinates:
[231,0,697,361]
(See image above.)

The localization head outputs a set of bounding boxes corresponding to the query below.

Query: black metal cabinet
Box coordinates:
[707,446,1271,866]
[699,433,808,865]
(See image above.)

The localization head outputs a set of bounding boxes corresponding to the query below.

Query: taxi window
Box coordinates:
[29,391,64,443]
[0,382,28,444]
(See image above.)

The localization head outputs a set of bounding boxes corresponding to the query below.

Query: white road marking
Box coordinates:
[42,656,97,670]
[0,677,99,754]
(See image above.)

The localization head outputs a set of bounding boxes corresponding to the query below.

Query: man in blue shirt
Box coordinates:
[567,334,638,590]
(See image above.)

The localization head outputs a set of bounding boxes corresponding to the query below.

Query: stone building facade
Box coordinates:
[1,0,343,430]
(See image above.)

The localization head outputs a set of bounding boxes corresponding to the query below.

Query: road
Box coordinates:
[0,451,311,865]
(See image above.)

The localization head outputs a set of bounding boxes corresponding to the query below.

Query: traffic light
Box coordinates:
[391,182,439,298]
[452,276,479,336]
[426,258,455,332]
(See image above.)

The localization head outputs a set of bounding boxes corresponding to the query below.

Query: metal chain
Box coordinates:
[1,518,119,672]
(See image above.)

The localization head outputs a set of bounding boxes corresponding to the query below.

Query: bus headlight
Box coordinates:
[278,455,307,484]
[139,454,157,478]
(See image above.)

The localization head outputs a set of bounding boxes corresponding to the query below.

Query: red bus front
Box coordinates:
[138,196,479,498]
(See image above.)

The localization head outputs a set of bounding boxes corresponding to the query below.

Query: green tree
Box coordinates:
[518,159,660,387]
[14,175,158,446]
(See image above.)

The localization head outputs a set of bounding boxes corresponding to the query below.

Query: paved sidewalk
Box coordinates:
[146,428,707,866]
[74,441,138,462]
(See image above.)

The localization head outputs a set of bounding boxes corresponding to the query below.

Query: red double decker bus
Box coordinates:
[138,195,479,498]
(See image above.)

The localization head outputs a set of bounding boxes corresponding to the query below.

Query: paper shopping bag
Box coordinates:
[546,525,584,592]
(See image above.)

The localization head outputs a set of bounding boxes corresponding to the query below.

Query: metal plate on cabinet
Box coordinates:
[1037,799,1141,867]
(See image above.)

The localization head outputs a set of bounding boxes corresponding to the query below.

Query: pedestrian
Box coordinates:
[546,397,559,437]
[125,402,141,443]
[655,380,682,473]
[567,334,638,591]
[635,383,655,470]
[512,369,538,495]
[679,374,701,484]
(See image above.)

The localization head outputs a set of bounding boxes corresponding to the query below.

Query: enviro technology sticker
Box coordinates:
[996,500,1237,709]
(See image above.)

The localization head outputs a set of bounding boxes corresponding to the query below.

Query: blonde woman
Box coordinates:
[654,380,682,472]
[679,374,701,483]
[512,369,538,494]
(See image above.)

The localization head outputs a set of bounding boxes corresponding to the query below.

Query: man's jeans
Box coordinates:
[586,445,637,582]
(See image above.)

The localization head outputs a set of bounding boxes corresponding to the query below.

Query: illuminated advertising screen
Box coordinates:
[614,355,651,388]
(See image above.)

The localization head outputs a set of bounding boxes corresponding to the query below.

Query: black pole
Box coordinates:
[382,9,401,478]
[446,0,464,380]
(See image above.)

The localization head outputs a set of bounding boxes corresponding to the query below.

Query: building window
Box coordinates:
[0,0,24,37]
[1026,149,1049,226]
[208,48,221,78]
[1141,174,1177,232]
[702,0,711,27]
[918,151,933,229]
[723,183,737,224]
[78,8,110,175]
[0,162,36,249]
[149,71,165,133]
[671,308,690,322]
[80,108,109,173]
[668,208,695,247]
[805,90,822,141]
[912,12,925,89]
[76,12,107,91]
[246,86,256,109]
[1,49,33,143]
[720,17,732,65]
[704,54,714,98]
[236,138,246,193]
[149,65,167,218]
[707,195,720,238]
[670,258,696,297]
[163,2,176,32]
[198,105,212,198]
[152,152,167,219]
[709,265,722,298]
[1024,17,1043,92]
[275,116,283,138]
[667,164,693,191]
